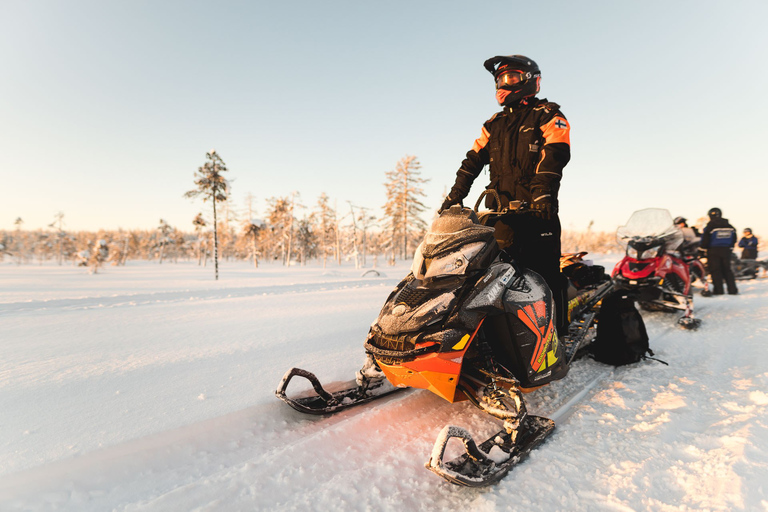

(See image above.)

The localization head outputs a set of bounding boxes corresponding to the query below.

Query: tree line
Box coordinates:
[2,152,623,273]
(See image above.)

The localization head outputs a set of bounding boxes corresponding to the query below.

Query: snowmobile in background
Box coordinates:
[612,208,700,329]
[676,242,707,286]
[277,199,625,487]
[730,254,768,280]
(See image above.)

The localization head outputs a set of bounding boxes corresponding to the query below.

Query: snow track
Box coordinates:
[0,278,399,315]
[2,262,768,511]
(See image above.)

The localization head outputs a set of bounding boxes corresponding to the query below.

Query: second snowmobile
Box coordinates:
[611,208,701,329]
[277,201,628,486]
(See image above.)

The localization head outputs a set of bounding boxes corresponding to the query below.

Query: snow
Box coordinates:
[1,259,767,511]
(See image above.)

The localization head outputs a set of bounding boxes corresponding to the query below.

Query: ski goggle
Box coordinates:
[495,69,530,89]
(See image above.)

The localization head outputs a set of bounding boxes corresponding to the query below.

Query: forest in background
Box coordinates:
[0,219,622,271]
[1,153,636,272]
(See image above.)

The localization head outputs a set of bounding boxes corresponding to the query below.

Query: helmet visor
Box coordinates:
[495,69,525,89]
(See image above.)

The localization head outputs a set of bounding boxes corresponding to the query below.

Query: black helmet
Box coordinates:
[708,207,722,218]
[484,55,541,106]
[744,227,752,234]
[673,216,687,226]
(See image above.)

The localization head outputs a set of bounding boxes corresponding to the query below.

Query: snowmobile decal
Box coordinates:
[516,302,558,373]
[451,333,471,351]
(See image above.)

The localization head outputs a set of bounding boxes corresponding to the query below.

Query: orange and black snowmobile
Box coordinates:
[277,203,617,486]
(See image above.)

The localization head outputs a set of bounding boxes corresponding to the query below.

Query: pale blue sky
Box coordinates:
[2,0,766,237]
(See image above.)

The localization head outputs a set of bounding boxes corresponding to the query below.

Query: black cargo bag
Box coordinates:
[590,291,653,366]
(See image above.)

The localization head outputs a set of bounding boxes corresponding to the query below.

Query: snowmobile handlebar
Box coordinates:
[473,190,531,224]
[474,190,531,214]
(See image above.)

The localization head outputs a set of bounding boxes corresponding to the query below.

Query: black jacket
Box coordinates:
[448,97,571,209]
[701,218,737,249]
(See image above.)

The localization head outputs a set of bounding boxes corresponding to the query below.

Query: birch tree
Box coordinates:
[184,150,229,280]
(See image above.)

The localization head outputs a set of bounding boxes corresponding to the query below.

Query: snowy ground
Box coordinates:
[1,258,767,511]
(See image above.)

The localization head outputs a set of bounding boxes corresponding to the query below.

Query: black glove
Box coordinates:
[531,195,554,220]
[439,195,460,214]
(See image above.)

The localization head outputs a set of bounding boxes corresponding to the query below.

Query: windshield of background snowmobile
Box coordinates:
[411,241,486,281]
[616,208,683,250]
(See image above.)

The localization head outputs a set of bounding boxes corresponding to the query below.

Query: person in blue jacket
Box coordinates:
[738,228,758,259]
[701,207,738,295]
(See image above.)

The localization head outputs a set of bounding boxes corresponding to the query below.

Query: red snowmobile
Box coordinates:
[611,208,701,329]
[277,201,628,486]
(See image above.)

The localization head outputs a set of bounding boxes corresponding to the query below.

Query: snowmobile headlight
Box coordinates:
[423,241,486,280]
[639,246,660,260]
[411,242,427,279]
[627,246,638,259]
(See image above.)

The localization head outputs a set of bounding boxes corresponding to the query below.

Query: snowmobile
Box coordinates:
[277,199,620,486]
[611,208,700,329]
[676,241,707,286]
[730,254,768,280]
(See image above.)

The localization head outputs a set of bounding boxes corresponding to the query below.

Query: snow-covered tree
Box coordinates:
[14,217,24,265]
[264,196,292,264]
[48,212,66,265]
[184,150,230,280]
[241,218,265,268]
[294,216,317,265]
[382,155,429,261]
[192,213,207,265]
[314,193,337,269]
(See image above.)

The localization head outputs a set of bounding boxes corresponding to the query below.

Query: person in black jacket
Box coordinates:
[700,207,738,295]
[440,54,570,331]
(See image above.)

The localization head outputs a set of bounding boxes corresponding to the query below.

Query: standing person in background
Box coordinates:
[440,54,571,333]
[700,207,738,296]
[738,228,759,278]
[738,228,758,260]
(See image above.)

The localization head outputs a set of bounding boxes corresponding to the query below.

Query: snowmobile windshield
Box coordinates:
[411,241,487,281]
[616,208,683,251]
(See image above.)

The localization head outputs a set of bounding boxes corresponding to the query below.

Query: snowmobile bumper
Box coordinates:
[365,321,484,403]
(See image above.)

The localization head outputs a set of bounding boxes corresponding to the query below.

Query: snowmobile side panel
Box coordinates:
[375,320,484,403]
[426,415,555,487]
[275,367,403,415]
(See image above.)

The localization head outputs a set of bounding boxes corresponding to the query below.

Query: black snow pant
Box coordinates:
[707,247,738,295]
[493,214,568,333]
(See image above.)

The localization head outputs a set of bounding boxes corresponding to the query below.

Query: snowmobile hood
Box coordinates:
[421,206,496,260]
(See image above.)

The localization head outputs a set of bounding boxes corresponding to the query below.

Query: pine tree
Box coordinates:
[265,196,292,264]
[192,213,207,265]
[382,155,429,261]
[184,150,229,280]
[314,193,337,269]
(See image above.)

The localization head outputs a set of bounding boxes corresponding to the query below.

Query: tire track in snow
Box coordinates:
[0,278,399,315]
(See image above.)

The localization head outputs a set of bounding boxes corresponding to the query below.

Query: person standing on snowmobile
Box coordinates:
[701,207,738,295]
[440,54,570,331]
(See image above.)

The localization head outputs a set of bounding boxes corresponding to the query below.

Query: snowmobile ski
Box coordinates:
[426,414,555,487]
[275,367,403,415]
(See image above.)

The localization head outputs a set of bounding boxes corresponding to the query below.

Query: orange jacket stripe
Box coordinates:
[471,126,491,153]
[539,115,570,146]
